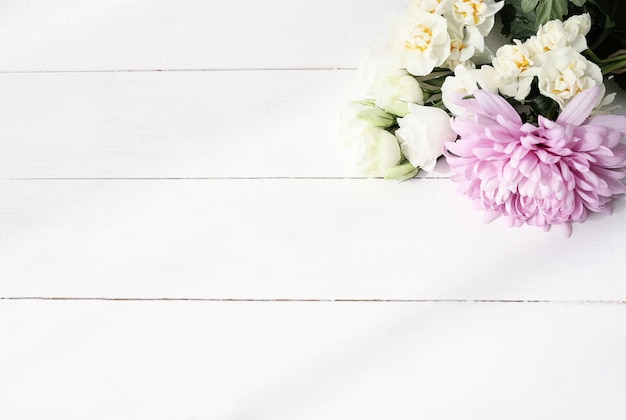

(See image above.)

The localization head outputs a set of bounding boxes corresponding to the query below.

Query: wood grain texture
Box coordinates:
[0,69,456,179]
[0,70,357,178]
[1,300,625,419]
[0,0,406,71]
[2,1,626,417]
[1,178,625,300]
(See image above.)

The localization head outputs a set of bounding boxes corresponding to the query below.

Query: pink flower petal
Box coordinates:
[556,86,601,126]
[445,87,626,235]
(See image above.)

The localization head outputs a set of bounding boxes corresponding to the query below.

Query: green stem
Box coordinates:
[590,21,614,51]
[601,59,626,75]
[584,48,603,63]
[599,54,626,64]
[584,49,626,75]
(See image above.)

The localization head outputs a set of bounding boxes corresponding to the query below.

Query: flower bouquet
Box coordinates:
[343,0,626,235]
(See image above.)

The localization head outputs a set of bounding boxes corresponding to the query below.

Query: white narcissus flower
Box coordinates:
[408,0,451,14]
[374,69,424,117]
[448,0,504,36]
[395,103,457,171]
[492,40,539,100]
[526,14,590,58]
[442,64,498,115]
[444,24,484,69]
[394,9,451,76]
[563,13,591,52]
[538,47,604,108]
[341,103,402,177]
[527,19,569,55]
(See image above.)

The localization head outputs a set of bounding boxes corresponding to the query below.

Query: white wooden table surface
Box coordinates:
[1,1,625,418]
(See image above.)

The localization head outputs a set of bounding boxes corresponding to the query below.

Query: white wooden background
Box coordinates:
[1,1,625,418]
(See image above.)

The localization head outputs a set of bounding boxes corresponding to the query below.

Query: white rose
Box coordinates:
[492,40,539,100]
[341,103,402,177]
[355,41,402,100]
[394,9,451,76]
[374,69,424,117]
[442,64,498,115]
[538,47,604,108]
[447,0,504,36]
[357,128,402,176]
[395,103,457,171]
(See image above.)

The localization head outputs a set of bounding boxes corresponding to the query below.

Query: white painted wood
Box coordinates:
[0,70,356,179]
[2,72,624,180]
[2,1,626,416]
[0,0,407,72]
[0,69,454,179]
[2,178,625,300]
[1,300,625,419]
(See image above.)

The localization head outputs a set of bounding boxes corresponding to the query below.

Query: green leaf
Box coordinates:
[357,107,396,128]
[535,0,568,29]
[499,0,538,40]
[385,160,419,181]
[352,99,375,107]
[569,0,586,6]
[528,94,560,122]
[521,0,539,12]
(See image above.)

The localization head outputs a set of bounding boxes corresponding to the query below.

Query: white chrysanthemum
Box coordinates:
[394,9,451,76]
[448,0,504,36]
[538,47,604,108]
[492,40,539,100]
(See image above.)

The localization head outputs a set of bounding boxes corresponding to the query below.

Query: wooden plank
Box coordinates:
[0,69,452,179]
[1,299,625,419]
[0,70,366,179]
[0,0,406,72]
[2,71,624,180]
[1,178,625,300]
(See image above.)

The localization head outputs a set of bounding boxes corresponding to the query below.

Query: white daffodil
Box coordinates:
[563,13,591,52]
[395,103,457,171]
[444,24,484,69]
[442,64,498,115]
[492,40,539,100]
[538,47,604,108]
[394,9,451,76]
[526,15,590,59]
[448,0,504,36]
[408,0,451,15]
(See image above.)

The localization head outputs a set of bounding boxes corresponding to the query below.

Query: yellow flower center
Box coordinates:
[515,55,530,70]
[454,0,486,25]
[404,24,433,52]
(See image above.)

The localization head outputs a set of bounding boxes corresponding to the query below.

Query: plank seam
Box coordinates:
[3,177,452,181]
[1,297,624,305]
[0,67,358,75]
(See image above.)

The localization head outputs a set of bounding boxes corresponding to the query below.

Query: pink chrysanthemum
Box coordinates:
[445,86,626,235]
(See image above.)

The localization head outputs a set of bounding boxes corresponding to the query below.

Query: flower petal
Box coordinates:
[556,86,601,126]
